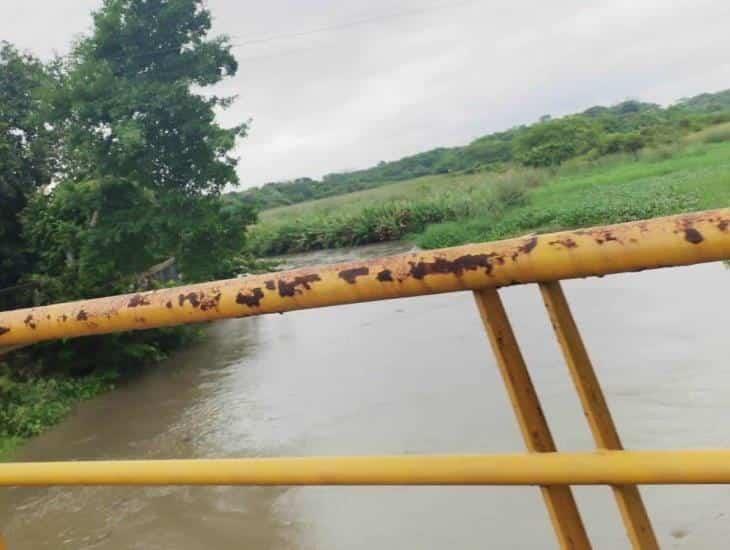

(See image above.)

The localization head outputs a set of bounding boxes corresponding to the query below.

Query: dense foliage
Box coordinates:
[33,0,254,299]
[235,92,730,210]
[416,138,730,249]
[0,0,254,451]
[0,43,56,311]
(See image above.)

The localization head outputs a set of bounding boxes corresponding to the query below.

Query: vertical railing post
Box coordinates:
[539,281,658,549]
[474,288,591,549]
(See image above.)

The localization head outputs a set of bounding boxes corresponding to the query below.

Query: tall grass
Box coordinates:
[249,170,544,255]
[249,137,730,256]
[417,141,730,248]
[684,121,730,145]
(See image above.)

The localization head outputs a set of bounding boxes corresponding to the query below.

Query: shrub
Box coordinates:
[515,117,601,167]
[0,372,112,439]
[416,222,474,249]
[701,126,730,143]
[492,177,529,209]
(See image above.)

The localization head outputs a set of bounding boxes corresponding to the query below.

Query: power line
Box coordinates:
[87,0,480,63]
[231,0,478,49]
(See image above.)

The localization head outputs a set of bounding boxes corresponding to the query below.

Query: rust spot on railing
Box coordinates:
[199,292,222,312]
[683,228,704,244]
[574,229,621,245]
[549,238,578,249]
[76,310,88,321]
[598,231,620,244]
[24,315,36,330]
[376,269,394,282]
[339,267,369,284]
[128,294,151,308]
[672,212,722,244]
[510,236,538,261]
[236,288,264,307]
[409,254,497,279]
[179,292,201,308]
[519,236,538,254]
[277,274,321,297]
[0,327,9,336]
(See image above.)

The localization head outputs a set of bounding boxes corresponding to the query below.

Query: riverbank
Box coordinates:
[0,373,112,460]
[0,326,202,461]
[417,138,730,249]
[249,127,730,256]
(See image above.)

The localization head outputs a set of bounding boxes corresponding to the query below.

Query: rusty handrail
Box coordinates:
[1,208,728,347]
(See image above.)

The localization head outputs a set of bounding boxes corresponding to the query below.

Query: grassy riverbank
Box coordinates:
[249,128,730,255]
[0,373,112,459]
[248,170,545,255]
[0,325,204,460]
[418,138,730,248]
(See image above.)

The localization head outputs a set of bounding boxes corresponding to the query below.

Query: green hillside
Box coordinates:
[233,89,730,212]
[248,124,730,256]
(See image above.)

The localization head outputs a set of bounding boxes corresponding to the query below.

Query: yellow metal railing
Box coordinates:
[0,208,729,549]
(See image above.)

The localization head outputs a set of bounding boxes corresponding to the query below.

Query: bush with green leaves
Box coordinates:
[0,371,112,439]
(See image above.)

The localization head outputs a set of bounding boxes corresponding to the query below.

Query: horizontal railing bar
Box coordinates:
[1,209,728,347]
[4,451,730,486]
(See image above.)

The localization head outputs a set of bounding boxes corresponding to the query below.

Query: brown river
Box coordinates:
[0,242,728,549]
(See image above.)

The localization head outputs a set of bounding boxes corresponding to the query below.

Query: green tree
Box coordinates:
[515,116,600,167]
[0,43,55,309]
[18,0,257,377]
[26,0,254,304]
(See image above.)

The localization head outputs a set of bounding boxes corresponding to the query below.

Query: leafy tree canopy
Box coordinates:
[0,43,55,305]
[24,0,254,303]
[54,0,244,194]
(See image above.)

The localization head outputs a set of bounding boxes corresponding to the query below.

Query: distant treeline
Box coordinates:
[232,90,730,210]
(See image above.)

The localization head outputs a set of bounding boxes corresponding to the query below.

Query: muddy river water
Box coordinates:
[0,242,728,549]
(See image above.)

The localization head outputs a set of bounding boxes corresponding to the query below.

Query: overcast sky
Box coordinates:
[2,1,730,188]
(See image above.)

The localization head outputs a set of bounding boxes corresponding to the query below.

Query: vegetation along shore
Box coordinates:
[238,94,730,256]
